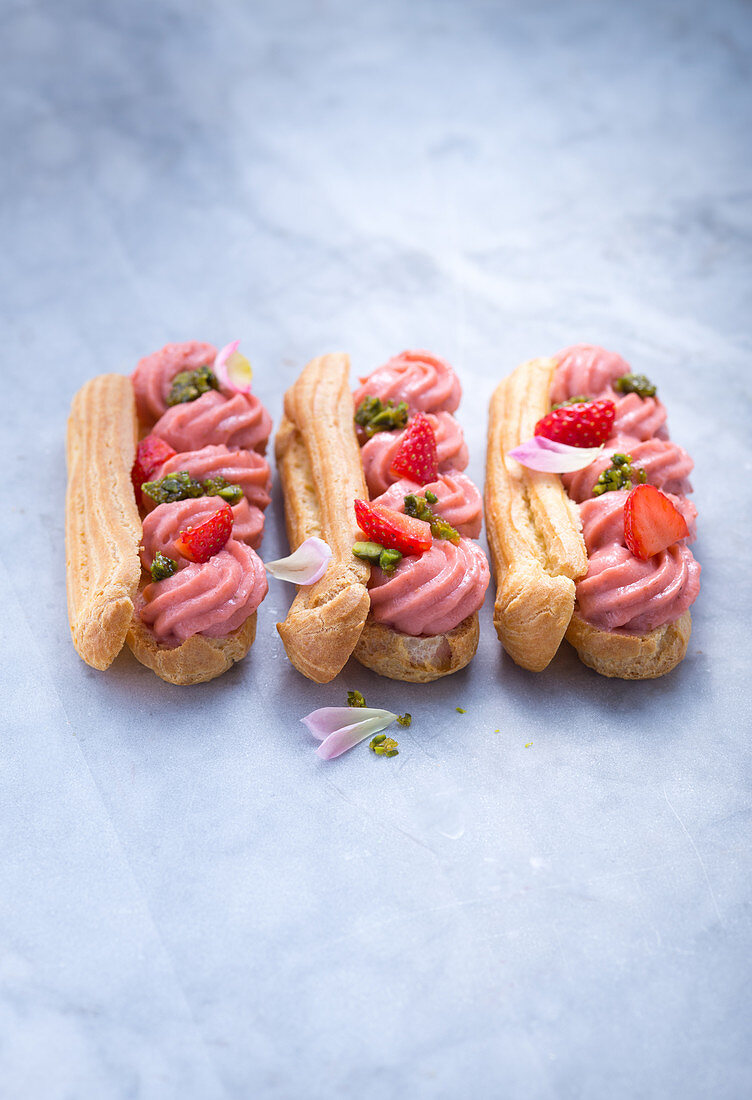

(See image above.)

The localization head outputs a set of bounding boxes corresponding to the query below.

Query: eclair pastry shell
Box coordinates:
[485,356,693,678]
[353,613,480,682]
[275,354,371,684]
[66,373,259,684]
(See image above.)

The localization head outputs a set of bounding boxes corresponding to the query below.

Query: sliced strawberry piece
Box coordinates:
[354,500,432,556]
[535,399,615,448]
[132,436,177,503]
[390,412,439,485]
[623,484,689,560]
[174,503,234,563]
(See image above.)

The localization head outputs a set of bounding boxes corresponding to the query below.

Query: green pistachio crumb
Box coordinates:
[403,493,460,543]
[613,372,657,398]
[524,742,533,748]
[354,396,409,437]
[150,552,178,582]
[379,548,403,573]
[201,475,244,504]
[353,541,384,562]
[370,735,399,756]
[347,690,367,708]
[552,394,591,410]
[141,470,205,505]
[397,713,411,727]
[494,729,500,733]
[592,453,647,496]
[456,707,466,714]
[166,364,219,406]
[424,489,438,504]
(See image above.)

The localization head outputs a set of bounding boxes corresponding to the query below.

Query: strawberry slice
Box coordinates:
[623,484,689,560]
[389,412,438,485]
[354,500,432,556]
[174,503,234,563]
[535,399,615,448]
[132,436,177,503]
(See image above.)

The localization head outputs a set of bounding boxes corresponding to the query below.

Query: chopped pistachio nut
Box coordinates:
[201,475,244,504]
[613,372,657,398]
[166,364,219,406]
[424,489,438,504]
[403,493,460,544]
[379,548,402,573]
[370,734,399,757]
[354,395,409,437]
[347,690,367,708]
[552,394,591,410]
[524,742,533,748]
[396,713,411,727]
[141,470,205,505]
[456,706,466,714]
[353,541,384,562]
[150,552,178,582]
[592,453,647,496]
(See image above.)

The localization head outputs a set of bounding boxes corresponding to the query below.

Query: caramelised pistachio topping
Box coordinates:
[166,364,220,406]
[552,394,591,410]
[396,713,411,727]
[592,452,647,496]
[614,373,657,398]
[141,471,244,507]
[347,690,367,708]
[352,540,403,573]
[370,733,399,757]
[354,395,409,437]
[150,551,178,582]
[403,493,460,544]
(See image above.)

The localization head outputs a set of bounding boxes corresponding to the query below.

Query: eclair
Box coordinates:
[66,341,273,684]
[485,345,700,678]
[275,350,489,683]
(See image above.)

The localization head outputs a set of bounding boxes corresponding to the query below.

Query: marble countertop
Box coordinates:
[2,1,751,1097]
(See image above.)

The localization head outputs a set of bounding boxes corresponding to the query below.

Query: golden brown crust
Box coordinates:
[484,358,588,671]
[66,374,142,670]
[565,609,692,679]
[353,613,480,682]
[485,356,693,679]
[275,354,371,683]
[125,613,257,685]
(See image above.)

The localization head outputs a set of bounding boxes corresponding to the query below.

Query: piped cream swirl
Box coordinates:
[149,444,272,515]
[367,538,489,635]
[575,492,700,633]
[352,349,461,415]
[132,341,217,425]
[371,471,483,538]
[360,412,469,498]
[138,540,268,643]
[563,434,693,503]
[141,497,264,568]
[151,390,272,455]
[550,344,632,404]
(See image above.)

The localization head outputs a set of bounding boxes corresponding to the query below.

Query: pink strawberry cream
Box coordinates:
[132,341,218,425]
[372,471,483,538]
[361,411,469,497]
[352,349,461,415]
[138,540,268,644]
[151,389,272,455]
[148,445,272,514]
[575,492,700,634]
[368,540,489,635]
[548,344,700,636]
[141,497,264,568]
[563,435,693,504]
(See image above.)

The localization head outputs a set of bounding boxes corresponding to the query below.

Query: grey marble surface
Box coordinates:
[2,0,751,1097]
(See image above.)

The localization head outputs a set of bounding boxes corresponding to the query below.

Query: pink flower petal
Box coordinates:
[301,707,398,759]
[214,339,253,394]
[507,436,605,473]
[265,537,332,585]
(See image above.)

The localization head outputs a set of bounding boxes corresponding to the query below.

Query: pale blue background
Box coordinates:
[2,1,751,1097]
